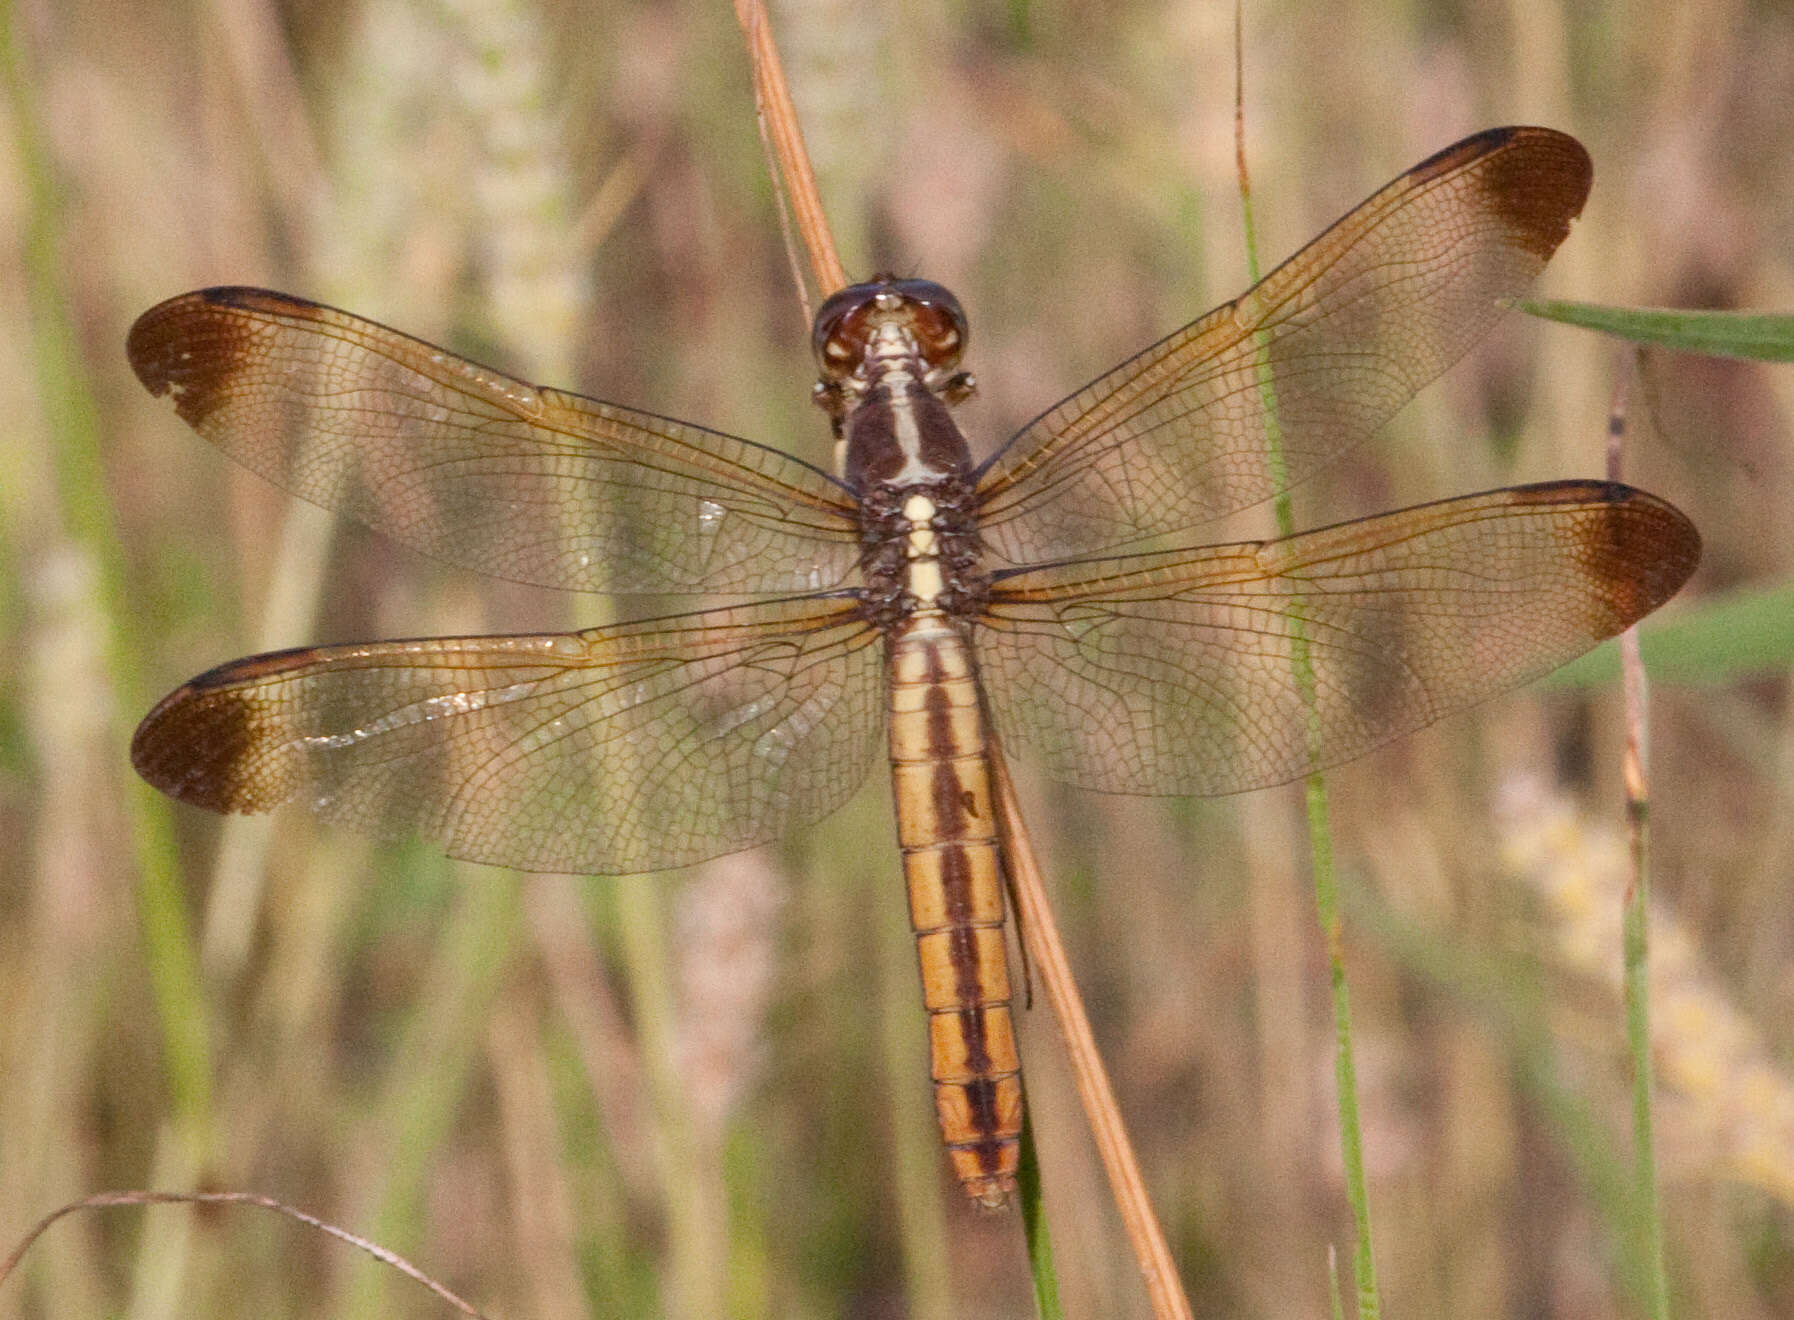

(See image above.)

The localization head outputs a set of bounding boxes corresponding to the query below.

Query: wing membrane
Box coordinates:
[978,482,1698,795]
[127,288,861,595]
[132,598,885,874]
[975,127,1593,565]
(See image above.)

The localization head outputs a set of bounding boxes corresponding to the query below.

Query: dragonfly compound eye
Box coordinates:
[891,280,968,373]
[811,282,882,380]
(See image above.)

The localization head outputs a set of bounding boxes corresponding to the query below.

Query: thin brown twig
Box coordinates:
[991,748,1194,1320]
[1233,0,1253,241]
[1607,358,1651,830]
[1607,354,1672,1316]
[730,0,847,305]
[0,1191,490,1318]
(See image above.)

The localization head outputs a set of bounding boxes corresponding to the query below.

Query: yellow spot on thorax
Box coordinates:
[902,493,944,602]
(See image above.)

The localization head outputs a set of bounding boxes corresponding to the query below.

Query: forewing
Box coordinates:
[978,482,1698,795]
[133,598,885,874]
[127,288,861,595]
[975,127,1594,565]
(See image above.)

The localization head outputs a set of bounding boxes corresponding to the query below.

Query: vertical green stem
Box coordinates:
[1234,12,1378,1310]
[0,0,215,1156]
[1613,379,1668,1317]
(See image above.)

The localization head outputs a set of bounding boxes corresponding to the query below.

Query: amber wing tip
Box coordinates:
[125,292,220,401]
[127,286,316,400]
[1407,126,1593,261]
[1642,497,1702,612]
[1589,484,1702,628]
[125,299,180,396]
[131,673,286,816]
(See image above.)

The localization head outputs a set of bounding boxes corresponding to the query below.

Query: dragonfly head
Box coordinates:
[812,276,971,395]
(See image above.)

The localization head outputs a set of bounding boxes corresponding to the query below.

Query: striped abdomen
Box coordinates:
[887,610,1022,1207]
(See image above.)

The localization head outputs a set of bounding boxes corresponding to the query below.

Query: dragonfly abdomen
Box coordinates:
[887,612,1022,1207]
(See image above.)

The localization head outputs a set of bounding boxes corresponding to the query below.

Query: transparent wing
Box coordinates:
[128,287,861,595]
[978,482,1698,795]
[133,598,885,874]
[975,127,1593,565]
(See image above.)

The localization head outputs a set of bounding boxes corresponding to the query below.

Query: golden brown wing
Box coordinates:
[132,598,885,874]
[975,127,1594,565]
[977,482,1698,794]
[127,288,862,595]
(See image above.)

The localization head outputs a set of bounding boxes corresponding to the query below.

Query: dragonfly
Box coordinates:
[129,126,1699,1207]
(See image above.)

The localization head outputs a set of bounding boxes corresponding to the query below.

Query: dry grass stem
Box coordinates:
[732,0,846,301]
[1607,360,1671,1316]
[0,1191,490,1318]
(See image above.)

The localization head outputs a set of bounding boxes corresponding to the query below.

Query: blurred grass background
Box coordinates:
[2,0,1792,1316]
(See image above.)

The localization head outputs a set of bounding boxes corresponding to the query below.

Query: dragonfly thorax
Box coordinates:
[840,369,975,490]
[811,280,987,630]
[854,474,985,632]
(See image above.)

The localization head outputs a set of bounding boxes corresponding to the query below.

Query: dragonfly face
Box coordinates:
[812,276,968,393]
[128,127,1700,1207]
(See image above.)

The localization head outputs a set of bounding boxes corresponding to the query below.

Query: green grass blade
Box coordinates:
[1514,299,1794,361]
[1546,585,1794,688]
[1016,1109,1063,1320]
